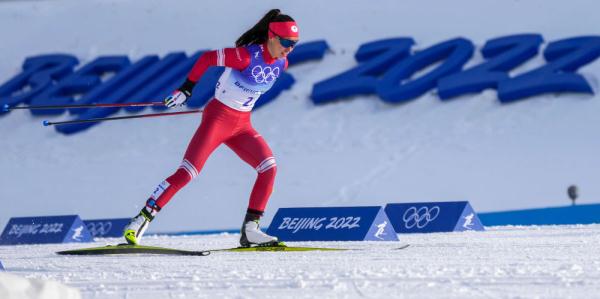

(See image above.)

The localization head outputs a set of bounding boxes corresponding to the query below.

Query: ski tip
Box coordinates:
[393,244,411,250]
[56,244,211,256]
[1,104,9,112]
[42,120,50,126]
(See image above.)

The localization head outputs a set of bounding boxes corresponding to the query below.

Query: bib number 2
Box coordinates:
[242,96,257,107]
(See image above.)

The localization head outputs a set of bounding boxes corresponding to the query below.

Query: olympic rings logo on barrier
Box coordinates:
[251,65,280,84]
[402,206,441,229]
[85,222,113,237]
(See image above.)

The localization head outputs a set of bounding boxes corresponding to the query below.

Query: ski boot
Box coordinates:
[239,213,279,247]
[123,199,160,245]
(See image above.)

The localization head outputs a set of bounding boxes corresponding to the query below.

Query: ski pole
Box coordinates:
[3,101,165,112]
[42,109,203,126]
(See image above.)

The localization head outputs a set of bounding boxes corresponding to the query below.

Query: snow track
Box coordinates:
[1,225,599,298]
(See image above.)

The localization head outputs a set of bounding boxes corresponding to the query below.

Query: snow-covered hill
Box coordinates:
[1,0,600,232]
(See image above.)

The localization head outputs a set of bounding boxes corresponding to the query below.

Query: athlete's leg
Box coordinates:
[124,102,232,244]
[225,128,278,246]
[153,117,226,209]
[225,128,277,214]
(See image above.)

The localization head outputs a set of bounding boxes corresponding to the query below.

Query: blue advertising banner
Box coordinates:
[83,218,130,238]
[479,203,600,226]
[385,201,484,234]
[0,215,93,245]
[266,206,398,241]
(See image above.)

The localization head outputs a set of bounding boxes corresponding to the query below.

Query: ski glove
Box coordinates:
[164,90,190,108]
[164,79,196,108]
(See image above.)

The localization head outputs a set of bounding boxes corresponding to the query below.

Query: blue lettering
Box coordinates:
[377,37,474,103]
[55,56,151,134]
[2,37,599,135]
[123,52,188,113]
[0,54,78,116]
[499,36,600,102]
[311,38,414,104]
[437,34,543,99]
[29,56,131,116]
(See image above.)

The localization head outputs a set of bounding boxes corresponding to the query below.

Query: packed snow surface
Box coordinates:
[1,225,599,298]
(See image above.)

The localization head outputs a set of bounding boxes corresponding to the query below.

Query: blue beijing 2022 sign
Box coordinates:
[0,215,93,245]
[1,34,599,134]
[267,206,398,241]
[385,201,485,234]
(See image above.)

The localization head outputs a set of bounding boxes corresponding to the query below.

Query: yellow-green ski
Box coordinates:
[56,243,210,256]
[211,243,410,252]
[209,242,349,252]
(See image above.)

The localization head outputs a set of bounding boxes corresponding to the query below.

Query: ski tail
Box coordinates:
[215,246,348,252]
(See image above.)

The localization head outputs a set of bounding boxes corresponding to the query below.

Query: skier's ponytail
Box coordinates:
[235,9,295,47]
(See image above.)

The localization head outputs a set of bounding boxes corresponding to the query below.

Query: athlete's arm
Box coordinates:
[165,47,251,108]
[178,47,251,94]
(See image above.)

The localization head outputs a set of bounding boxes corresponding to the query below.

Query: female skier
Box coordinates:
[123,9,299,247]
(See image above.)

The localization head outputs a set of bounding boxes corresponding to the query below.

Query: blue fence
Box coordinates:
[0,215,93,245]
[385,201,484,233]
[479,203,600,226]
[266,206,398,241]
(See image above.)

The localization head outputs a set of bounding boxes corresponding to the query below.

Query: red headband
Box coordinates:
[268,21,299,38]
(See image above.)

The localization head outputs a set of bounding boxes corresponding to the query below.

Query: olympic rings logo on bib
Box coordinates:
[251,65,280,84]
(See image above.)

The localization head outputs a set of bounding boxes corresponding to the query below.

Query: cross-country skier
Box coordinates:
[123,9,299,247]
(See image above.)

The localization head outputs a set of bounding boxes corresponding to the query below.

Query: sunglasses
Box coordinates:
[270,30,298,48]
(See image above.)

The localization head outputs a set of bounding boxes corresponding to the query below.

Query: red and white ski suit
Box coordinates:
[150,43,287,215]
